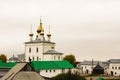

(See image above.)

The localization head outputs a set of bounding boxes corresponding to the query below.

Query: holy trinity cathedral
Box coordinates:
[25,19,63,62]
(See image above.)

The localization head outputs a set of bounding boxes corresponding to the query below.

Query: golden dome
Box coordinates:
[47,33,51,36]
[37,26,42,33]
[37,18,43,33]
[47,25,51,36]
[29,25,33,36]
[29,33,33,36]
[40,29,44,35]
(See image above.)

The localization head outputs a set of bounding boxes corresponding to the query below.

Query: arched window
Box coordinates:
[119,67,120,69]
[112,67,114,69]
[36,47,38,53]
[29,48,31,53]
[51,46,54,49]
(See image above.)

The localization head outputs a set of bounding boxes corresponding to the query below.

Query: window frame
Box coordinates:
[36,47,39,53]
[29,48,31,53]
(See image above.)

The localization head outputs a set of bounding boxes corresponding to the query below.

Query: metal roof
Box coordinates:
[9,57,19,61]
[80,61,99,65]
[93,63,104,70]
[44,50,63,55]
[108,59,120,63]
[30,60,74,71]
[12,71,45,80]
[25,39,55,44]
[0,60,16,69]
[0,63,27,80]
[79,61,108,67]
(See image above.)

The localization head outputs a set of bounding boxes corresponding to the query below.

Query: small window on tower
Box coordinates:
[29,48,31,53]
[119,67,120,69]
[51,46,54,49]
[36,47,38,53]
[112,67,114,69]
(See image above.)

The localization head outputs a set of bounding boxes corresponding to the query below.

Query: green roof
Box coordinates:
[30,60,74,71]
[0,60,16,68]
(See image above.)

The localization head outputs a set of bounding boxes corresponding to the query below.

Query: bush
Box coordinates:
[0,54,7,62]
[50,72,85,80]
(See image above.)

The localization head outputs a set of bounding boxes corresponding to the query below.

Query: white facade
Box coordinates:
[40,69,68,77]
[77,61,108,74]
[40,69,62,77]
[25,19,63,62]
[43,54,62,61]
[25,42,56,62]
[39,69,76,78]
[77,61,98,74]
[83,65,95,74]
[107,59,120,76]
[77,59,120,76]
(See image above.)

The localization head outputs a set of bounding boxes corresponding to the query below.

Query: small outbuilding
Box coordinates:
[92,63,104,74]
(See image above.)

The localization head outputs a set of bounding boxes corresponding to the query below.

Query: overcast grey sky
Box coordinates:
[0,0,120,61]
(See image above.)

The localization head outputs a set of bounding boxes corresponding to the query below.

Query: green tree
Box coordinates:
[0,54,7,62]
[50,72,85,80]
[63,54,76,67]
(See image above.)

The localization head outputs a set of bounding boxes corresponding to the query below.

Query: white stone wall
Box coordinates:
[43,55,52,61]
[43,43,55,52]
[44,54,63,61]
[108,63,120,76]
[80,65,96,74]
[39,69,70,78]
[40,69,62,77]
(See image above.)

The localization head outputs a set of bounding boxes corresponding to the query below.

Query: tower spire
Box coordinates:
[47,25,51,42]
[37,17,43,33]
[40,17,42,26]
[48,25,50,34]
[29,24,34,41]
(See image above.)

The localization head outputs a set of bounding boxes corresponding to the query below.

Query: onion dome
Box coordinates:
[29,25,33,36]
[40,29,44,35]
[37,19,43,33]
[29,32,33,36]
[37,26,42,33]
[47,25,51,36]
[47,33,51,37]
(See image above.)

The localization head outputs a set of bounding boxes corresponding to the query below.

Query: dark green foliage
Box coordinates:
[63,54,76,67]
[0,54,7,62]
[50,72,85,80]
[86,74,100,77]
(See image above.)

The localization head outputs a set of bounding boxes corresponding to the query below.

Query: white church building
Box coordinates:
[25,19,63,62]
